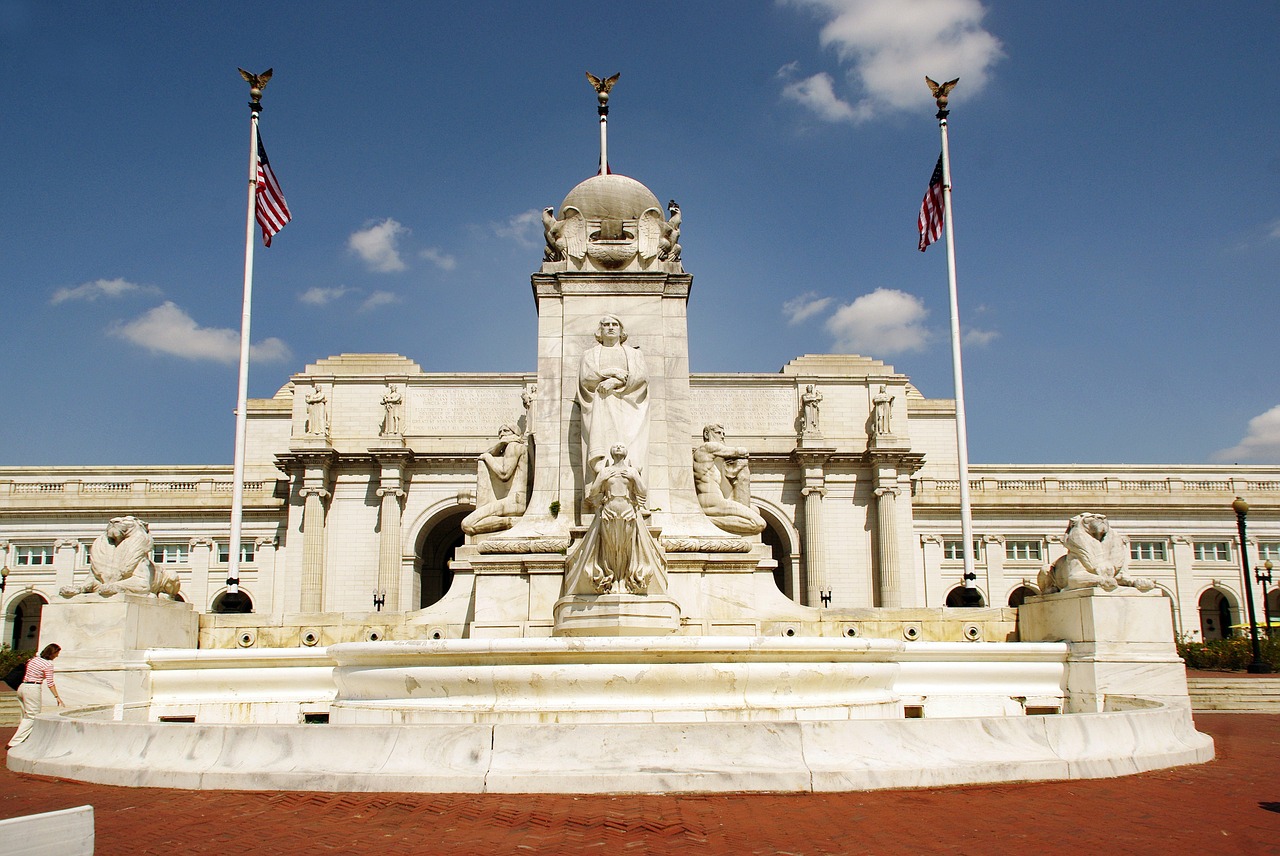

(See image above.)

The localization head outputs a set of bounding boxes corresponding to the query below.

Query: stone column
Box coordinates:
[372,449,411,614]
[187,537,214,610]
[919,534,943,605]
[376,487,405,612]
[795,449,833,607]
[983,535,1007,607]
[52,539,78,592]
[1171,536,1195,638]
[801,485,828,607]
[254,536,279,614]
[299,486,329,613]
[874,486,901,608]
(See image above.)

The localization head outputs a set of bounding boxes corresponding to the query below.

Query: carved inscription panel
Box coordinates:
[691,387,798,437]
[411,387,526,435]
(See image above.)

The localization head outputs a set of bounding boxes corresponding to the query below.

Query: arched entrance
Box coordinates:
[1007,585,1038,607]
[758,510,795,599]
[416,507,467,609]
[946,585,986,607]
[212,591,253,613]
[1198,588,1236,641]
[10,593,47,652]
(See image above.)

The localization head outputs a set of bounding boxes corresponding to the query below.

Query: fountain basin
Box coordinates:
[329,636,905,724]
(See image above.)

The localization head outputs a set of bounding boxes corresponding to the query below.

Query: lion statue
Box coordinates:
[1037,512,1155,595]
[59,516,182,600]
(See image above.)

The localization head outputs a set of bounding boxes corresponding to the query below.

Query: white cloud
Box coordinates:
[360,290,399,312]
[825,288,929,354]
[783,292,835,325]
[110,302,289,364]
[298,286,352,306]
[51,277,161,305]
[492,209,543,249]
[1268,219,1280,241]
[420,247,457,271]
[780,71,862,122]
[963,327,998,347]
[1212,405,1280,463]
[348,218,408,272]
[783,0,1003,121]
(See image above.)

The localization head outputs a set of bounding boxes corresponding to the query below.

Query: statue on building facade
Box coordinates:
[1038,513,1156,595]
[577,314,650,477]
[659,200,681,262]
[693,423,766,535]
[304,386,329,437]
[542,207,567,262]
[801,384,823,435]
[872,385,894,437]
[59,516,182,600]
[562,443,667,596]
[521,382,537,436]
[380,384,404,436]
[462,425,529,535]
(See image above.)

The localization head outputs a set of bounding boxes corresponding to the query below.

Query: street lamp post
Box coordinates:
[1256,559,1274,638]
[0,565,9,594]
[1232,497,1271,673]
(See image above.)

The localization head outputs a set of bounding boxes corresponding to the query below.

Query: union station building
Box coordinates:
[2,169,1276,650]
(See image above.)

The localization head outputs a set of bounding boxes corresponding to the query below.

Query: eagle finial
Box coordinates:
[925,76,959,111]
[238,67,274,107]
[586,71,620,107]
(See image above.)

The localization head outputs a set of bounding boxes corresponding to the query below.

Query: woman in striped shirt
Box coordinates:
[7,643,64,748]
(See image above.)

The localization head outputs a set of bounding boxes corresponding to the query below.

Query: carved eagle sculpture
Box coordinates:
[924,76,959,110]
[238,67,274,103]
[586,71,620,104]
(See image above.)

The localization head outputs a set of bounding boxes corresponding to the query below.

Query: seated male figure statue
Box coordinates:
[693,423,766,535]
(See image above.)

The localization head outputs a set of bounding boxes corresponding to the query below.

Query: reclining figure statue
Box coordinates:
[60,516,182,600]
[1038,512,1155,595]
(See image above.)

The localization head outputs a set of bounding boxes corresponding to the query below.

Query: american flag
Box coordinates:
[917,153,945,252]
[255,134,291,247]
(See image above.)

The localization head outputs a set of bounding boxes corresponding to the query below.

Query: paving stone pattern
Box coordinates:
[1,715,1278,855]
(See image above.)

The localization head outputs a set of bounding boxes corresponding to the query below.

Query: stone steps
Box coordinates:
[0,692,21,726]
[1187,675,1280,711]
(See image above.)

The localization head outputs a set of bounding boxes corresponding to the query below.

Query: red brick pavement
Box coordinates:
[1,715,1278,855]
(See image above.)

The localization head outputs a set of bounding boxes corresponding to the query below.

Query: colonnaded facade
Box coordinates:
[1,169,1277,649]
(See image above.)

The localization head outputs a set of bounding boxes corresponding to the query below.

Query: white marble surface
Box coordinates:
[8,695,1212,794]
[0,805,94,856]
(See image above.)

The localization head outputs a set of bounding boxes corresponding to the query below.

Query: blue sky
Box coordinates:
[3,1,1278,467]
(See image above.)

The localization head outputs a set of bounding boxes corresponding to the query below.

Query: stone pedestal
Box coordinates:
[1018,587,1189,712]
[39,595,199,708]
[552,594,681,636]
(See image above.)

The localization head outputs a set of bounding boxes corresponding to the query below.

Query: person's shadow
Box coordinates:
[1259,802,1280,813]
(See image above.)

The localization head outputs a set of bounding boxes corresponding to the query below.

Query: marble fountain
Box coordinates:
[7,116,1212,792]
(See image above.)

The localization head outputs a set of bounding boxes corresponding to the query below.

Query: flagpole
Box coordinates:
[587,72,617,175]
[228,72,268,595]
[932,81,980,604]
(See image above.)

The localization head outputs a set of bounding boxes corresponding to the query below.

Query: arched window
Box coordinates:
[416,508,467,609]
[946,585,985,607]
[9,593,47,652]
[212,590,253,614]
[1007,585,1038,607]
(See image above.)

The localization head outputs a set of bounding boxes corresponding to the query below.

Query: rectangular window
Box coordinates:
[1194,542,1231,562]
[1259,543,1280,562]
[1130,540,1168,562]
[14,546,53,566]
[943,540,981,560]
[217,543,255,565]
[1005,540,1042,561]
[152,544,189,565]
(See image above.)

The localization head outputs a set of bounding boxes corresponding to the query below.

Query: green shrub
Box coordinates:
[0,645,33,678]
[1177,634,1280,671]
